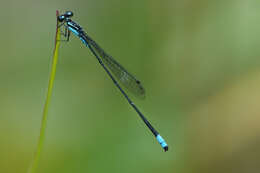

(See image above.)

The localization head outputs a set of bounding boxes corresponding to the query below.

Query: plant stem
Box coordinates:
[28,10,61,173]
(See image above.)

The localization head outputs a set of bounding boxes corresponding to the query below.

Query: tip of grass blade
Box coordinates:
[27,10,61,173]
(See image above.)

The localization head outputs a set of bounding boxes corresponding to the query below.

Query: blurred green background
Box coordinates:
[1,0,260,173]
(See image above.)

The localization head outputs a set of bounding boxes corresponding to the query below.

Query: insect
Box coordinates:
[58,11,168,151]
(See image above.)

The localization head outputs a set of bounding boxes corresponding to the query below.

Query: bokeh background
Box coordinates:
[1,0,260,173]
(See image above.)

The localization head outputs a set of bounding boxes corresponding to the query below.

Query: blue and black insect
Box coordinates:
[58,11,168,151]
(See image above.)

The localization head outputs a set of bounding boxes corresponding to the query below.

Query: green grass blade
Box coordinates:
[28,10,61,173]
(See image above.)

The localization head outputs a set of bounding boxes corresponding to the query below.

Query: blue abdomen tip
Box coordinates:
[156,134,168,151]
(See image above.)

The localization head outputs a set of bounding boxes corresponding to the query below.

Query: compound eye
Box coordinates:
[65,11,73,17]
[58,15,65,22]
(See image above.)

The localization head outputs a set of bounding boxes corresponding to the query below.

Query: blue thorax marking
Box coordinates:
[68,26,79,36]
[80,37,89,47]
[67,21,88,47]
[67,21,82,37]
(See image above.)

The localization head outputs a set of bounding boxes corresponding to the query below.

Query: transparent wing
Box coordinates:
[83,33,145,98]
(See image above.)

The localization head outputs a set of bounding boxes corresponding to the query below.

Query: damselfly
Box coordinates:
[58,11,168,151]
